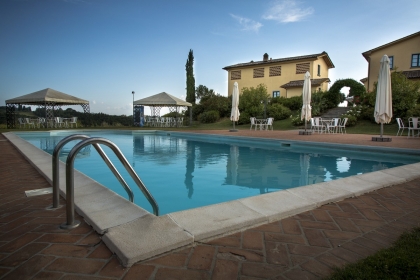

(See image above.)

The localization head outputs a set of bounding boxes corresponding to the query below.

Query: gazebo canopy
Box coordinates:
[132,92,192,126]
[134,92,192,107]
[5,88,90,129]
[5,88,89,105]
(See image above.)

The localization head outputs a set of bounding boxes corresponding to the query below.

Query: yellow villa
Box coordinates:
[223,52,335,98]
[361,31,420,91]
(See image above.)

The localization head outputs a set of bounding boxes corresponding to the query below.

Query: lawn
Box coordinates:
[325,227,420,280]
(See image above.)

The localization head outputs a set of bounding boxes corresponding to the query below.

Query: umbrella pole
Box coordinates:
[304,119,307,132]
[380,123,383,138]
[233,121,236,130]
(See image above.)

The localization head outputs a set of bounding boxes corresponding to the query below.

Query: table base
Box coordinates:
[372,137,392,142]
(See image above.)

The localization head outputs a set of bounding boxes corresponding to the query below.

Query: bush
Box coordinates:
[198,110,219,123]
[238,84,268,124]
[341,114,357,127]
[273,96,302,111]
[267,103,291,120]
[291,114,304,126]
[238,111,251,125]
[407,104,420,121]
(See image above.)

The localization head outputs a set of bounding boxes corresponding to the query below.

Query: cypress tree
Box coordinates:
[185,49,196,104]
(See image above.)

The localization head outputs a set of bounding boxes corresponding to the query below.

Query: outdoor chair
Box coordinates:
[25,118,35,129]
[68,117,78,128]
[328,118,340,133]
[55,117,64,128]
[250,117,256,130]
[312,117,324,133]
[396,118,407,136]
[408,117,419,137]
[18,118,26,128]
[337,118,348,134]
[265,117,274,130]
[37,117,46,128]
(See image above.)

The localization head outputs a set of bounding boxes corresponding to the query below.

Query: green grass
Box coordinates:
[324,227,420,280]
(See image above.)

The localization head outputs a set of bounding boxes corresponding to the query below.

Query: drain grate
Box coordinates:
[25,187,53,197]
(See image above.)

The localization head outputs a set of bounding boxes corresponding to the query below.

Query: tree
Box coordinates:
[196,85,215,102]
[185,49,196,104]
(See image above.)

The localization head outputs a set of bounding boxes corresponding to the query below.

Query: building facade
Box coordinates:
[361,31,420,91]
[223,52,334,98]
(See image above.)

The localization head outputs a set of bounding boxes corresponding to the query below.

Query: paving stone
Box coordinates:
[265,242,290,267]
[99,257,126,278]
[122,264,155,280]
[41,244,91,257]
[265,232,306,245]
[146,252,188,267]
[187,245,216,270]
[303,228,331,248]
[46,257,106,274]
[218,247,263,262]
[211,259,239,280]
[154,267,210,280]
[281,218,302,235]
[300,259,334,277]
[0,243,49,267]
[242,230,264,250]
[0,255,55,280]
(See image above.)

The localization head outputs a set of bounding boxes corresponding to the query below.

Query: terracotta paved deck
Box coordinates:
[1,130,420,279]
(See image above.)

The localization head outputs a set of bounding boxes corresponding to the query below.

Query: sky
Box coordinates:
[0,0,419,116]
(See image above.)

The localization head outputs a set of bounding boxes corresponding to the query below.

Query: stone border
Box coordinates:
[3,131,420,267]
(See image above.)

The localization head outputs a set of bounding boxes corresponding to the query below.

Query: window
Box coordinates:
[269,66,281,76]
[253,68,264,78]
[272,91,280,97]
[296,63,310,74]
[317,65,321,76]
[231,70,241,80]
[412,54,420,67]
[389,56,394,69]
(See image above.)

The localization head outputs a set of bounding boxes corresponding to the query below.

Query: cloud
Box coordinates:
[263,0,314,23]
[230,14,263,32]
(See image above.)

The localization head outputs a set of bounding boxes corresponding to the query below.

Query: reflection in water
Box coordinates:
[185,142,195,198]
[17,132,414,214]
[39,136,91,160]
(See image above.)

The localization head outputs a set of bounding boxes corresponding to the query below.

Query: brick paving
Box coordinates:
[1,131,420,279]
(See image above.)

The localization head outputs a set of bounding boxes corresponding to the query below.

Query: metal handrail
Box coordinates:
[52,134,134,209]
[61,137,159,229]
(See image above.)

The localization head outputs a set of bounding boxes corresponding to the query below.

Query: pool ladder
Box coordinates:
[51,134,159,229]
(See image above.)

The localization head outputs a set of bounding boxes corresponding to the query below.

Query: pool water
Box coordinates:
[16,131,418,215]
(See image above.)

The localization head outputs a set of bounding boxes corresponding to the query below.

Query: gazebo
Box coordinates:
[133,92,192,126]
[5,88,90,129]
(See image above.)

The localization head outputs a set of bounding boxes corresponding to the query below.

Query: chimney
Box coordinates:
[263,53,269,62]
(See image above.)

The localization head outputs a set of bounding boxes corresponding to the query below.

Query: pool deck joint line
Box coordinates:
[4,131,420,267]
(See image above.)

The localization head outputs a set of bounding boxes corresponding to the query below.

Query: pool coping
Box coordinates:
[4,130,420,267]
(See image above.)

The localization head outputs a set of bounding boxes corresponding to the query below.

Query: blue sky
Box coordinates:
[1,0,419,115]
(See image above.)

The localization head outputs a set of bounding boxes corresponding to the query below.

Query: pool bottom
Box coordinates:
[4,131,420,267]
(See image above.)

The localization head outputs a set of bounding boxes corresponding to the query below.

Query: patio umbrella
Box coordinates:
[374,55,392,138]
[230,82,240,131]
[301,71,312,131]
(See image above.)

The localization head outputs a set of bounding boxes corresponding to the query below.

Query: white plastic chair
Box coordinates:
[328,118,340,133]
[250,117,256,130]
[408,117,419,137]
[396,118,407,136]
[312,117,324,133]
[25,118,35,128]
[337,118,348,134]
[68,117,78,128]
[37,117,46,128]
[55,117,64,128]
[18,118,26,128]
[265,117,274,130]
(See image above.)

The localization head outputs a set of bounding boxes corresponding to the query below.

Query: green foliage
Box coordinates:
[196,85,216,102]
[310,91,328,116]
[326,227,420,280]
[407,104,420,120]
[341,114,357,127]
[329,78,366,99]
[267,103,291,120]
[198,110,219,123]
[272,96,302,111]
[200,94,230,118]
[238,84,267,124]
[185,49,196,104]
[386,71,420,119]
[291,114,304,126]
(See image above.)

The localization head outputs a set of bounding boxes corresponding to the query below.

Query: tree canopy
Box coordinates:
[185,49,196,104]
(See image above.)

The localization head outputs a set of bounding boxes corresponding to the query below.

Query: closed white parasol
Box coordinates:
[230,82,240,131]
[374,55,393,138]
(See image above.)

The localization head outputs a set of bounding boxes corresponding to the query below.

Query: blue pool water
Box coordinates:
[16,131,419,215]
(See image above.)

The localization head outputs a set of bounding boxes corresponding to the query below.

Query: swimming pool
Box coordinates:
[15,130,419,215]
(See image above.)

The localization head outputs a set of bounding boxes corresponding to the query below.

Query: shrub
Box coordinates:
[273,96,302,111]
[267,103,291,120]
[341,114,357,127]
[238,111,251,125]
[238,84,268,124]
[407,104,420,121]
[198,110,219,123]
[291,114,304,126]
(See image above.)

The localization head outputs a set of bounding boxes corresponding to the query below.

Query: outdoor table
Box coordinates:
[255,119,268,130]
[321,119,333,133]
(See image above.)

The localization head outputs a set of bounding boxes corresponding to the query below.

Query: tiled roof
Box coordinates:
[280,78,330,88]
[362,31,420,61]
[402,70,420,79]
[223,51,334,70]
